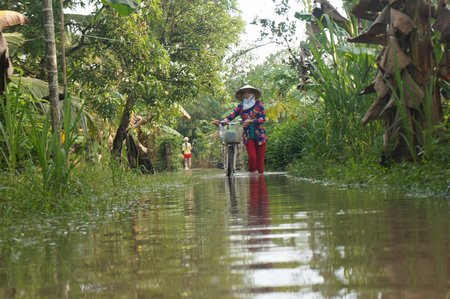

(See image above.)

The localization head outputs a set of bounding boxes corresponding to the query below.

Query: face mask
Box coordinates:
[242,95,255,110]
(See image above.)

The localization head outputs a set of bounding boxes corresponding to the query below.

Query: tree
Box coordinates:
[64,0,243,167]
[43,0,61,133]
[3,0,243,171]
[349,0,449,163]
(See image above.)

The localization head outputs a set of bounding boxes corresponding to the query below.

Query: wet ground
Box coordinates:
[0,169,449,298]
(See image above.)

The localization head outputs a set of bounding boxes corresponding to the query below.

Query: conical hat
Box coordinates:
[234,84,261,100]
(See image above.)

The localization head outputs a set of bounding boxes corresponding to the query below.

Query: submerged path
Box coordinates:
[1,169,449,298]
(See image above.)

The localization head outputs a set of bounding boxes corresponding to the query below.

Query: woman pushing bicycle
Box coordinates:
[213,84,268,174]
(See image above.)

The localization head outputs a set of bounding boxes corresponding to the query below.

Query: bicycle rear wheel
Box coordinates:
[226,144,235,177]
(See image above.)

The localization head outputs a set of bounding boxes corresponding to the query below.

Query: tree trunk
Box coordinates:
[387,1,443,162]
[60,0,67,96]
[43,0,61,134]
[111,97,135,160]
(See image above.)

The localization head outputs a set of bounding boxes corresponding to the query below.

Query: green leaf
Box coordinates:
[161,125,183,137]
[294,12,312,22]
[101,0,137,16]
[4,32,25,55]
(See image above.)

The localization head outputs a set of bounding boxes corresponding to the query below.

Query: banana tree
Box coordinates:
[0,10,28,95]
[349,0,449,163]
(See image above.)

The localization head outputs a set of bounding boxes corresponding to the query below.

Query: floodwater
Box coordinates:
[1,169,449,299]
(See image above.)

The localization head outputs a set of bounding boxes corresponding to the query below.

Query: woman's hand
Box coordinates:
[244,118,253,123]
[212,119,221,126]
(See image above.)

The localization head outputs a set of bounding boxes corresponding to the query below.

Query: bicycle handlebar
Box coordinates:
[219,120,243,126]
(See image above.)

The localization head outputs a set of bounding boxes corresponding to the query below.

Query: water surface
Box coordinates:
[1,170,449,298]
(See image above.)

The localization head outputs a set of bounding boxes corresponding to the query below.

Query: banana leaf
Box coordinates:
[101,0,137,16]
[161,125,183,137]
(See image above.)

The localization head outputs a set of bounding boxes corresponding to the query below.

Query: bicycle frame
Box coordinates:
[224,142,237,176]
[219,122,242,177]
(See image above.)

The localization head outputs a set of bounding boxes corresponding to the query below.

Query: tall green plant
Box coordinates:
[390,65,418,162]
[304,14,378,160]
[266,120,307,170]
[26,95,80,195]
[0,84,26,172]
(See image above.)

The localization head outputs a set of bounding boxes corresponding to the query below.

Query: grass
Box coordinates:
[288,150,450,198]
[0,163,196,222]
[0,83,27,173]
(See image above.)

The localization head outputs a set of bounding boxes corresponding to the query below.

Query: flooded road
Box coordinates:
[1,169,449,298]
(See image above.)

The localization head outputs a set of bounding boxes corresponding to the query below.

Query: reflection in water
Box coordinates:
[0,170,449,299]
[229,174,325,298]
[246,175,274,295]
[227,177,239,216]
[248,175,270,225]
[247,175,270,252]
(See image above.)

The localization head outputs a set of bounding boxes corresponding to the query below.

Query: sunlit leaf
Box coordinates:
[338,44,377,56]
[101,0,137,16]
[174,103,191,120]
[161,125,182,137]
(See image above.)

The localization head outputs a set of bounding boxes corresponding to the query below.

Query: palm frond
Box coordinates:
[3,32,25,55]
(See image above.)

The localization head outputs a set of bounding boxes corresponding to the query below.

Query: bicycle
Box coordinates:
[218,121,243,177]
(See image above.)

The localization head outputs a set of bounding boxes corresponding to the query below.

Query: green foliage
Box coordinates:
[298,14,379,158]
[109,157,127,189]
[102,0,137,16]
[0,84,28,172]
[420,124,450,166]
[176,93,225,167]
[155,134,183,172]
[3,33,25,55]
[270,3,450,197]
[266,120,306,170]
[65,0,243,126]
[192,120,223,168]
[2,0,84,79]
[288,147,449,198]
[262,22,381,169]
[26,95,81,196]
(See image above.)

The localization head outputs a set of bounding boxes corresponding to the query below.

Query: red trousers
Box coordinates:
[245,140,266,173]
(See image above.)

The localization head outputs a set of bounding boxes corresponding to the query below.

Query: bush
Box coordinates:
[154,134,183,171]
[266,120,307,170]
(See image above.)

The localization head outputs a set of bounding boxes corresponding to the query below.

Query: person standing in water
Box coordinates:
[182,136,193,170]
[213,85,268,174]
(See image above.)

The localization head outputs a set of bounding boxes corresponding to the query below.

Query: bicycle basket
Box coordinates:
[221,123,243,143]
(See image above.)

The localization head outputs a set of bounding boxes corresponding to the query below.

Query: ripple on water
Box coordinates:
[1,171,449,299]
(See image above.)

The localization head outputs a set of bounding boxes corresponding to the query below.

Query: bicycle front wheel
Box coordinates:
[226,144,235,177]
